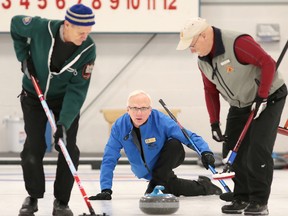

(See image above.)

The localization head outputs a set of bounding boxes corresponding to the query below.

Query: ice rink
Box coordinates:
[1,162,287,216]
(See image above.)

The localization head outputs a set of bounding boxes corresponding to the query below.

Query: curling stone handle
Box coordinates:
[151,185,165,195]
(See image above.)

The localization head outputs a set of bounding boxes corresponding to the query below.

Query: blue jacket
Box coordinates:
[100,109,212,190]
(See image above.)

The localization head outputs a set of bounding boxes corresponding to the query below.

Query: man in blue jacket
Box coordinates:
[89,90,222,200]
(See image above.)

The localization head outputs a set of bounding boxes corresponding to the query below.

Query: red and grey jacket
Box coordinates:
[198,27,284,124]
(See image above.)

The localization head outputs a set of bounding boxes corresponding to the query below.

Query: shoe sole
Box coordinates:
[210,185,223,195]
[52,209,73,216]
[222,210,243,214]
[244,209,269,215]
[18,212,37,216]
[18,208,38,216]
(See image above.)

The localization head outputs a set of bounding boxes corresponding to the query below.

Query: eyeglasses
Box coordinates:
[189,34,201,49]
[128,106,151,112]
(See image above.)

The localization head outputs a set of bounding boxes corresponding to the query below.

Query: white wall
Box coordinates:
[1,2,288,154]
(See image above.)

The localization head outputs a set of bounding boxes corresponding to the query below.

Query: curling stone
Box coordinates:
[139,185,179,215]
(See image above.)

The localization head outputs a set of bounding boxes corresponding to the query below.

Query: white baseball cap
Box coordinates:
[176,17,209,50]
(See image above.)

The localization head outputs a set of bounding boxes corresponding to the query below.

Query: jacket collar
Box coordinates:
[199,27,225,63]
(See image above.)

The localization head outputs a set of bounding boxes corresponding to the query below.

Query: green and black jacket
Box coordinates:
[11,15,96,130]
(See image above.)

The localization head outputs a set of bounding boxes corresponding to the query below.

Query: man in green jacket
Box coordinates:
[10,3,96,216]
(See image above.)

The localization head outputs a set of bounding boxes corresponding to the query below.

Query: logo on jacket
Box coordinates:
[145,137,156,144]
[226,65,234,73]
[82,63,94,80]
[22,17,32,25]
[220,59,234,73]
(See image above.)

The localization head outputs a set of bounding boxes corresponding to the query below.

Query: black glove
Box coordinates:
[89,189,112,200]
[211,122,226,142]
[53,124,66,151]
[21,56,37,79]
[201,151,215,170]
[251,95,267,119]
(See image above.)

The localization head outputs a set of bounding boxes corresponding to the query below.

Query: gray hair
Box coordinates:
[126,90,152,106]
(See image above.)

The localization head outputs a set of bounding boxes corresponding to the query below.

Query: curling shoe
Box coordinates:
[222,200,249,214]
[145,180,156,194]
[198,175,222,195]
[244,201,269,215]
[220,192,234,202]
[52,199,73,216]
[18,196,38,216]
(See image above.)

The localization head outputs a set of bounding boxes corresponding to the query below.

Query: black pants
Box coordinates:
[223,84,287,204]
[151,139,206,196]
[20,91,80,204]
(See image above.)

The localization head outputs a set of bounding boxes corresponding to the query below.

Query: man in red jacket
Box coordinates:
[176,17,287,215]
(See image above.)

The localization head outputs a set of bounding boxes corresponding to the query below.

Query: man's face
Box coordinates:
[189,33,212,57]
[64,21,92,46]
[127,94,152,128]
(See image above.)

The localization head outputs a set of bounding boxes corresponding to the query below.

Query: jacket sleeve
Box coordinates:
[162,113,213,154]
[201,71,221,124]
[10,15,45,62]
[183,130,212,153]
[100,125,122,190]
[234,35,276,98]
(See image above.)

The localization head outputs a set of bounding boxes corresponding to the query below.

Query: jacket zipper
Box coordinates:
[212,63,241,107]
[131,129,151,174]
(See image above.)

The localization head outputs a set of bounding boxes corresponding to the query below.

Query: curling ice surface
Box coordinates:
[0,164,287,215]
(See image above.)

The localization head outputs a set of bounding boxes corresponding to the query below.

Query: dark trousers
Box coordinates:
[223,85,287,204]
[151,139,206,196]
[20,91,80,204]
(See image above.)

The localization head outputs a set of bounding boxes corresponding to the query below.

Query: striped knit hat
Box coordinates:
[65,4,95,26]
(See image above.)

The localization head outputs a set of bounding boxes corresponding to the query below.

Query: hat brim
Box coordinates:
[176,39,192,50]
